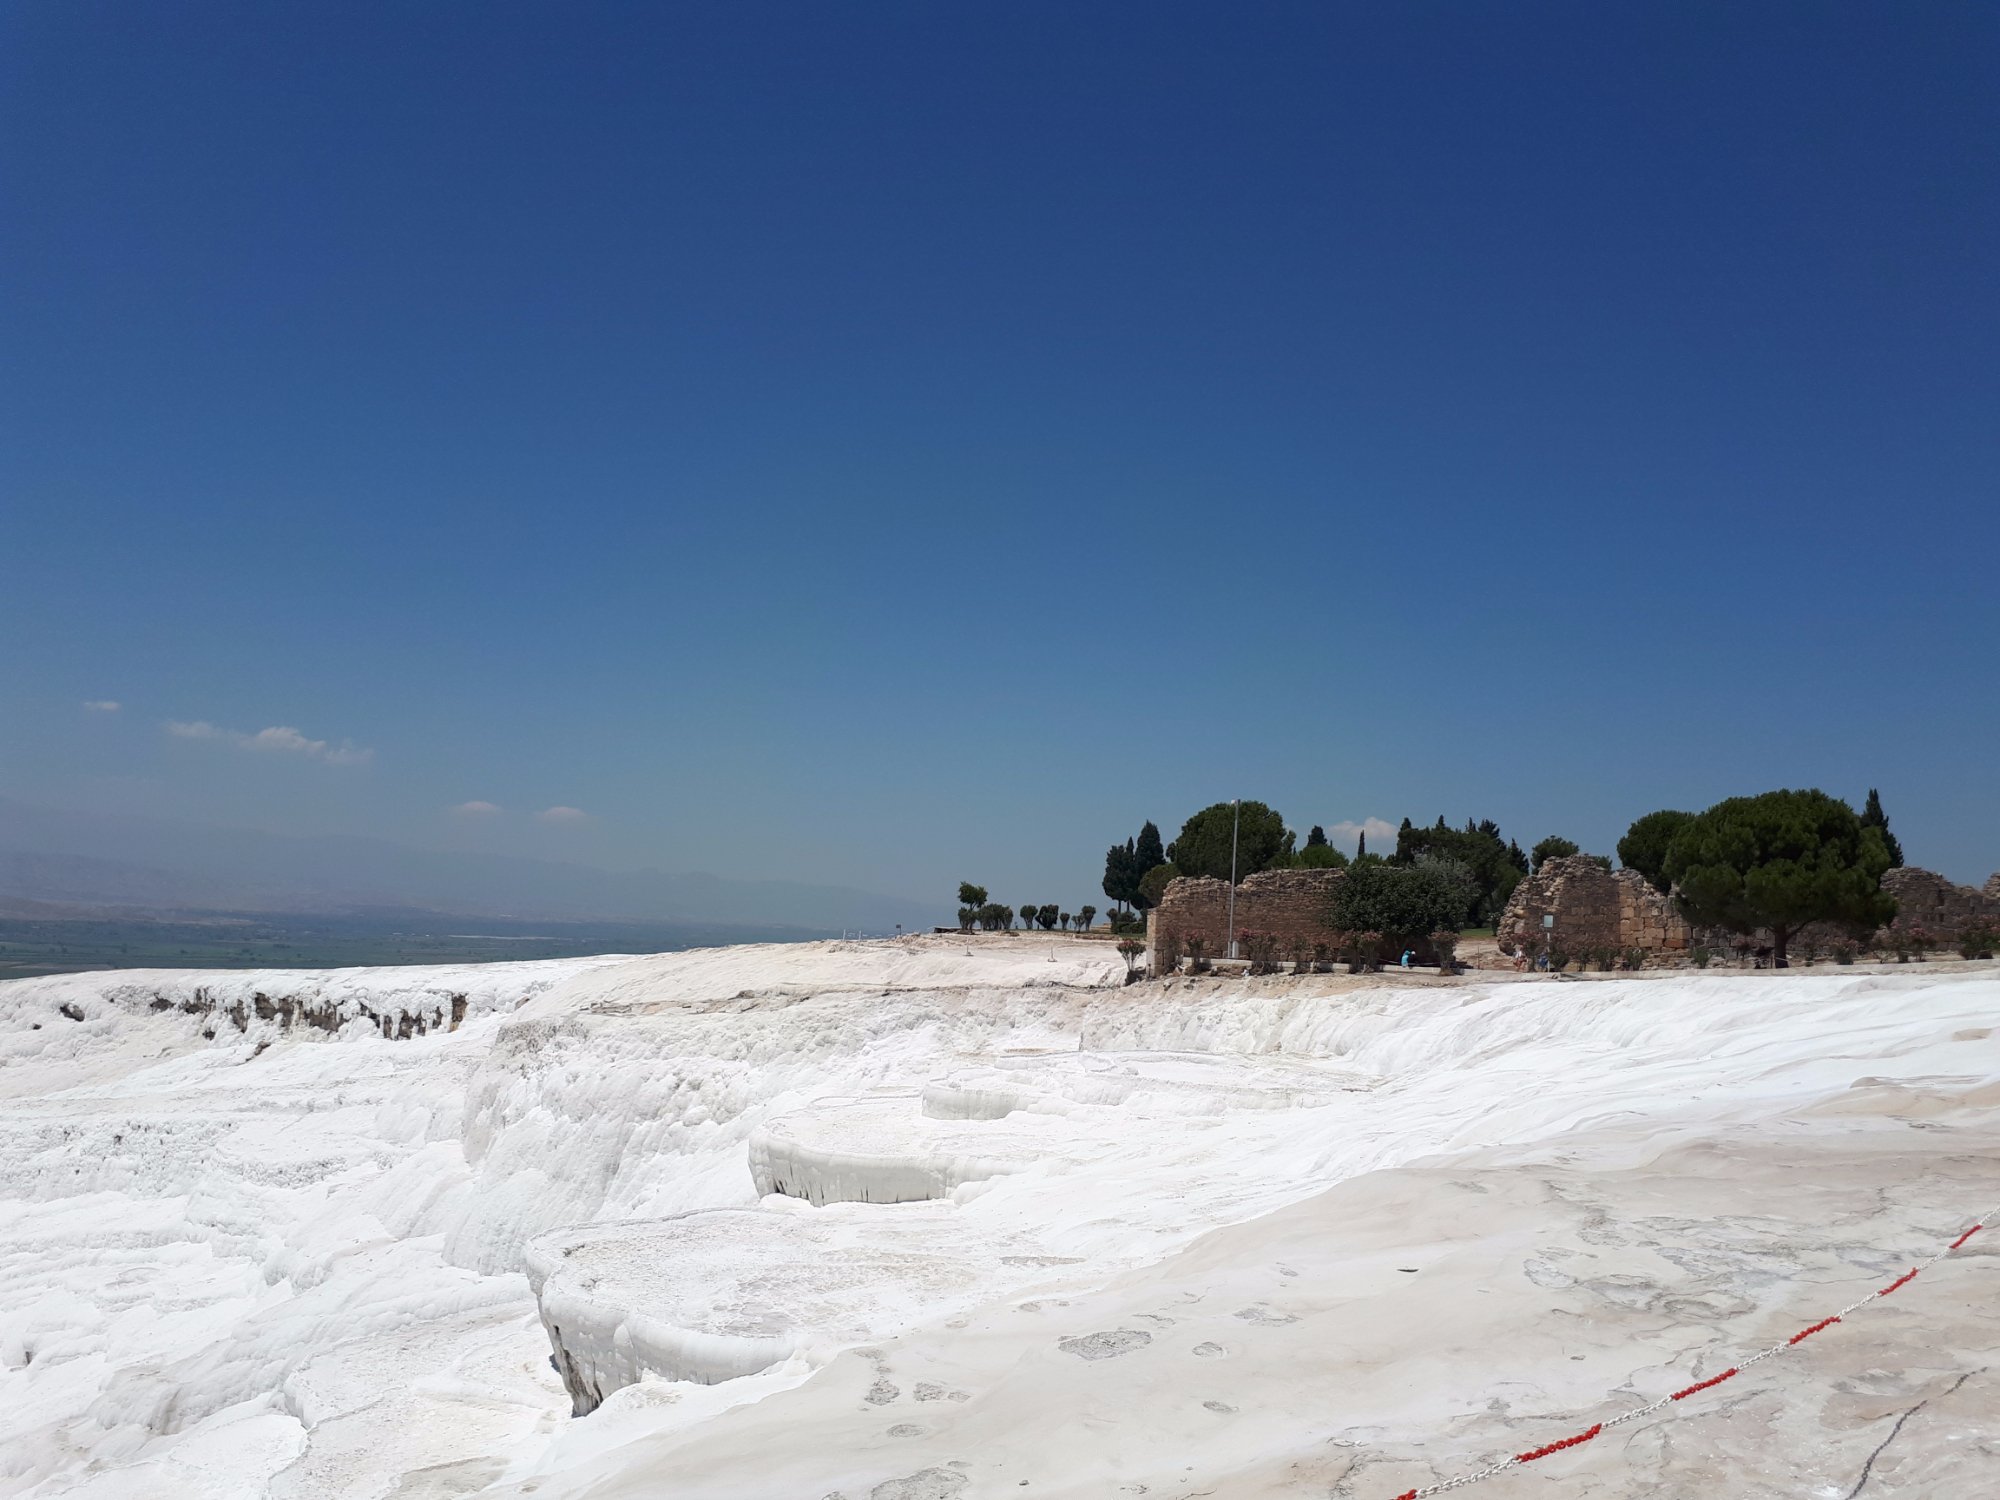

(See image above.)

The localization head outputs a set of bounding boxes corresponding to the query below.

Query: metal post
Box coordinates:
[1226,798,1240,959]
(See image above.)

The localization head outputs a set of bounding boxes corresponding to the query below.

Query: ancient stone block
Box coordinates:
[1495,856,1689,958]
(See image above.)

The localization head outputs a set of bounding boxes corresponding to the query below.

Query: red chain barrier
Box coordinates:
[1377,1202,1993,1499]
[1668,1366,1737,1400]
[1515,1423,1602,1464]
[1786,1317,1840,1345]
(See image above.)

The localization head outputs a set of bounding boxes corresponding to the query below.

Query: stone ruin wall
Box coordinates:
[1497,858,2000,962]
[1147,867,1347,958]
[1883,866,2000,937]
[1496,855,1690,958]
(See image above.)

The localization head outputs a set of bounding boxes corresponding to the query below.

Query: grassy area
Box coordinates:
[1459,927,1496,939]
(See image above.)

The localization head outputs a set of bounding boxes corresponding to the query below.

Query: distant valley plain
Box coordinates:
[0,908,836,980]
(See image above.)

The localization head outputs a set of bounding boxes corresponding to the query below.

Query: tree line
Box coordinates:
[953,883,1097,933]
[1101,786,1919,970]
[1101,800,1589,932]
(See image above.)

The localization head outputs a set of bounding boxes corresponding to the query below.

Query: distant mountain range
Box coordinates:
[0,799,939,933]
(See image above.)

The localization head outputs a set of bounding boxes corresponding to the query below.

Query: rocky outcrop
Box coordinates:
[1884,866,2000,937]
[1146,867,1346,959]
[1496,856,1689,958]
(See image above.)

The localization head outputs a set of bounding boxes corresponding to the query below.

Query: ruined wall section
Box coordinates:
[1496,855,1690,958]
[1884,867,2000,936]
[1146,868,1346,956]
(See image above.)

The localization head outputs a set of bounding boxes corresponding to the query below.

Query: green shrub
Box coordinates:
[1691,946,1712,968]
[1622,947,1646,971]
[1330,862,1472,947]
[1959,924,1998,961]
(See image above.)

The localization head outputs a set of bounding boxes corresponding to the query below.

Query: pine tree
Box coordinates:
[1305,825,1328,848]
[1356,830,1366,857]
[1665,789,1896,966]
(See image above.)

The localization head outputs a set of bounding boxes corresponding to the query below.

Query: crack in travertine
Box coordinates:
[1843,1368,1984,1500]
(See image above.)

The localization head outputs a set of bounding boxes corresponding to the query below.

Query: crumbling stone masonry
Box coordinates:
[1883,866,2000,937]
[1147,867,1347,959]
[1496,855,1690,958]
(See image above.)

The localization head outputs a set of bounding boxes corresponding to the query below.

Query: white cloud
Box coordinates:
[164,719,374,766]
[1327,817,1398,854]
[535,805,590,824]
[452,800,503,816]
[83,700,121,713]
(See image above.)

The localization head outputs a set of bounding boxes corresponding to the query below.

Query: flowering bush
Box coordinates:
[1889,925,1933,962]
[1346,930,1384,973]
[1237,929,1282,974]
[1428,929,1460,972]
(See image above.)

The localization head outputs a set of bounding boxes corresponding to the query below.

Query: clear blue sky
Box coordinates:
[4,2,1996,905]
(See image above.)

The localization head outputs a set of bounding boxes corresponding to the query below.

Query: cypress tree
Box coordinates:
[1859,789,1904,867]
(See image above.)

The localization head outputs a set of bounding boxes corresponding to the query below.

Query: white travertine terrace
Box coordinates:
[2,937,1995,1498]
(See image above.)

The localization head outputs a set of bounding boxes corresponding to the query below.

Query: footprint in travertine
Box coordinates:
[869,1471,967,1500]
[749,1096,1083,1205]
[1233,1304,1299,1325]
[921,1050,1375,1120]
[1058,1329,1152,1360]
[1191,1342,1226,1358]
